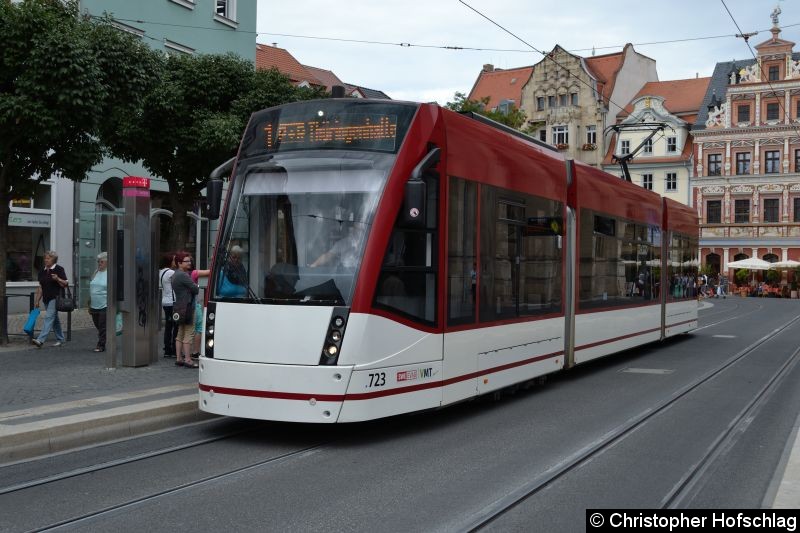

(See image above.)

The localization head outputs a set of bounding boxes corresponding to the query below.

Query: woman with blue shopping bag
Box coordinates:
[32,251,68,348]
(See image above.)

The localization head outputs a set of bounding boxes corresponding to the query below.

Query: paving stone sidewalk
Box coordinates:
[0,311,196,413]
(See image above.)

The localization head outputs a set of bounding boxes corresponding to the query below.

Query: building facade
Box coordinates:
[519,44,658,166]
[6,0,257,311]
[602,78,710,205]
[692,16,800,278]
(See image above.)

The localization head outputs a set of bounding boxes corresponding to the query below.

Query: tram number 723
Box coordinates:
[367,372,387,388]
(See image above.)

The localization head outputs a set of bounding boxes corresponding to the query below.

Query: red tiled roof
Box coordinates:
[468,66,533,111]
[255,44,322,86]
[584,50,625,103]
[303,66,344,92]
[618,77,711,119]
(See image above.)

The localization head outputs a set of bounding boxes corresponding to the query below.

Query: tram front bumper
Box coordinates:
[198,357,352,423]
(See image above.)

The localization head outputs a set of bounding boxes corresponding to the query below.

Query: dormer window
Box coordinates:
[769,65,780,81]
[667,137,677,153]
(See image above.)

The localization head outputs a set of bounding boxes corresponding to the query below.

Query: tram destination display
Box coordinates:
[244,101,418,156]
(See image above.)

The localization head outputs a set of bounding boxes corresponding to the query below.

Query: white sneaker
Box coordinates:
[52,341,63,347]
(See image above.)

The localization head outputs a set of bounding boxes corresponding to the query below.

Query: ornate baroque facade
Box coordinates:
[692,15,800,275]
[519,44,657,166]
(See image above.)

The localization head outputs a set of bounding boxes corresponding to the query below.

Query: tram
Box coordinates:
[198,99,699,423]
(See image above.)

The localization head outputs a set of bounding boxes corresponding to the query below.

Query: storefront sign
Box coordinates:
[8,212,51,227]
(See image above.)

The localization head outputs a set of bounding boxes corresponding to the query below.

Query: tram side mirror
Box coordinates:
[401,147,439,228]
[208,157,236,221]
[207,179,223,221]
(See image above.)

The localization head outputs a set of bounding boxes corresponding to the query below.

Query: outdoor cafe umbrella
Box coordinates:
[726,257,772,270]
[769,259,800,270]
[727,257,772,285]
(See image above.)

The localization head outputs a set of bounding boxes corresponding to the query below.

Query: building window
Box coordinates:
[643,139,652,154]
[667,137,677,153]
[548,95,555,108]
[642,174,653,190]
[620,140,630,155]
[795,197,800,222]
[552,125,568,146]
[665,173,677,192]
[571,92,578,106]
[734,199,750,223]
[737,105,750,123]
[766,102,780,121]
[706,200,722,223]
[215,0,236,19]
[796,100,800,119]
[539,129,547,142]
[769,65,780,81]
[735,152,751,175]
[765,150,780,173]
[586,125,596,145]
[559,94,567,107]
[763,198,779,223]
[708,153,722,175]
[795,149,800,172]
[537,97,544,111]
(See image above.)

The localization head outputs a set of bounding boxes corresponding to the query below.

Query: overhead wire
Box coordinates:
[718,0,800,141]
[97,14,799,59]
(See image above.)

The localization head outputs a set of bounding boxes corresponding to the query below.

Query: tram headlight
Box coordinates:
[319,307,349,366]
[204,302,216,359]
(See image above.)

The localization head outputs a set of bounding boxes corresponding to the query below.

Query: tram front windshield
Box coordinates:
[214,151,395,306]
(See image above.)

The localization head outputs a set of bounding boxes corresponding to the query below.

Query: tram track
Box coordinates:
[27,442,330,533]
[460,310,800,531]
[694,300,762,331]
[0,421,256,496]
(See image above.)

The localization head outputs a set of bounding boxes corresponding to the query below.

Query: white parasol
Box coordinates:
[726,257,772,270]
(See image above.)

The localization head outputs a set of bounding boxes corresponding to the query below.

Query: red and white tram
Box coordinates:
[198,99,699,423]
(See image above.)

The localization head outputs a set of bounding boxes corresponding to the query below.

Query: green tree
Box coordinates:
[112,57,323,252]
[0,0,160,344]
[445,91,528,130]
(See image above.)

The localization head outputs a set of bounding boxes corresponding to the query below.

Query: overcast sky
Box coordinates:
[256,0,793,104]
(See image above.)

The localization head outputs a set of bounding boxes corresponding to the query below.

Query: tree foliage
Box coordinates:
[112,56,327,251]
[445,91,528,130]
[0,0,160,344]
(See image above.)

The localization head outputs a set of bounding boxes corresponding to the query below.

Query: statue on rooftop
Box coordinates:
[771,5,781,27]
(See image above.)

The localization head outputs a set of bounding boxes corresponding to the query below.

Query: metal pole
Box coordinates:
[105,215,117,369]
[149,216,160,363]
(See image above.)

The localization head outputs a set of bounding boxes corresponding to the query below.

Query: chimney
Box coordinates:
[331,85,346,98]
[483,64,494,72]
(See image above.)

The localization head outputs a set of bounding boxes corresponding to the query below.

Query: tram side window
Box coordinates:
[447,177,477,326]
[578,210,660,309]
[668,234,698,300]
[373,174,438,325]
[479,185,563,322]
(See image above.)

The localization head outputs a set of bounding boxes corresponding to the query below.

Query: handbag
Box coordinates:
[56,286,76,313]
[23,308,41,336]
[218,272,246,297]
[172,297,195,324]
